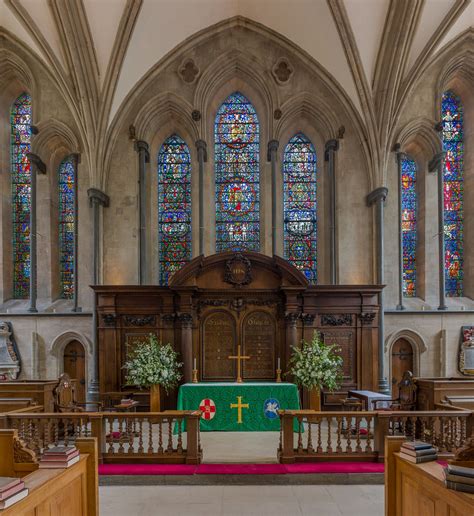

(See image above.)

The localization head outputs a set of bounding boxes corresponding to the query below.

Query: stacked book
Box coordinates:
[120,398,134,405]
[400,441,438,463]
[0,477,28,510]
[444,463,474,494]
[39,445,80,469]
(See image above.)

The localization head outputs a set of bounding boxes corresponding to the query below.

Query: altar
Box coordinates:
[177,382,300,431]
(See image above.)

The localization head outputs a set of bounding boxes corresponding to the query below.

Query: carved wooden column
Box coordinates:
[196,140,207,255]
[178,313,193,383]
[367,187,389,394]
[429,150,447,310]
[325,139,339,284]
[26,153,46,313]
[284,312,299,369]
[134,140,150,284]
[87,188,110,401]
[267,140,279,255]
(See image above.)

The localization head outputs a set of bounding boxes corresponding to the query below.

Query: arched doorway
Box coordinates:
[391,338,414,398]
[63,341,86,403]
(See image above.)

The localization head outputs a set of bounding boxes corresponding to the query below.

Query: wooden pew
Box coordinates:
[0,381,59,412]
[0,429,98,515]
[385,436,474,515]
[0,398,36,412]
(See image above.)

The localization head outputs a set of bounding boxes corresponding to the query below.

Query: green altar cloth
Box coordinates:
[177,382,300,431]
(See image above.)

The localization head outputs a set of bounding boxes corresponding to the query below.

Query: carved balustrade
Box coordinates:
[0,410,202,464]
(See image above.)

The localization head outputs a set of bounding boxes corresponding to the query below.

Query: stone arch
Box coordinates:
[50,330,92,379]
[385,328,427,381]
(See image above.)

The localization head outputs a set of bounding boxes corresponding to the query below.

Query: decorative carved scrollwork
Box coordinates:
[272,58,293,84]
[178,58,199,83]
[359,312,376,325]
[177,313,193,328]
[161,313,177,322]
[124,315,156,327]
[284,312,299,326]
[321,314,352,326]
[224,253,252,287]
[14,434,37,463]
[301,313,316,325]
[102,314,117,327]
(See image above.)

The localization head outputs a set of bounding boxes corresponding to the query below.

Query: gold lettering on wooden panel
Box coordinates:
[202,312,236,380]
[321,330,355,385]
[243,311,275,379]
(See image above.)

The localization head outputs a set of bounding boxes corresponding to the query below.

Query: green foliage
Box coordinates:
[123,334,182,393]
[288,332,343,391]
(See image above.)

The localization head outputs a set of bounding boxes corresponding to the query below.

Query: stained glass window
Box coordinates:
[401,156,417,297]
[158,134,192,285]
[58,156,76,299]
[283,133,317,283]
[441,91,463,296]
[11,92,32,299]
[215,92,260,252]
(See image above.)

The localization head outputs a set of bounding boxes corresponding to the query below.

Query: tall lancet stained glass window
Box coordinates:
[283,133,317,283]
[11,92,32,299]
[58,156,76,299]
[215,92,260,252]
[401,156,417,297]
[441,91,464,296]
[158,135,192,285]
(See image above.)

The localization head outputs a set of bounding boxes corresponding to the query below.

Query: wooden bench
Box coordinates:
[0,398,36,412]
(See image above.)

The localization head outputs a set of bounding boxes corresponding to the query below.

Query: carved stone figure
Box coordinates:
[458,326,474,376]
[0,321,21,380]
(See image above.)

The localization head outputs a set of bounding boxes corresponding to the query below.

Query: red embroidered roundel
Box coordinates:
[199,398,216,420]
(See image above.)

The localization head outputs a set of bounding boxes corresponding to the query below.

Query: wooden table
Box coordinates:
[348,389,392,410]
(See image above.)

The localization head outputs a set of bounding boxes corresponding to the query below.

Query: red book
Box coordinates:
[43,446,77,456]
[0,477,22,494]
[39,455,80,469]
[0,488,29,509]
[0,480,25,501]
[41,450,79,461]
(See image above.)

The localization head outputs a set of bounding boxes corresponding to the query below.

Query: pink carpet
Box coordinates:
[99,462,384,476]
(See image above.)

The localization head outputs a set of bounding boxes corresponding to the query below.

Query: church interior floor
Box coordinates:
[100,484,384,515]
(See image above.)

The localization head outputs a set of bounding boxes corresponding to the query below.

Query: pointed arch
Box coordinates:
[441,90,464,296]
[11,91,32,299]
[214,92,260,252]
[158,134,192,285]
[282,133,317,283]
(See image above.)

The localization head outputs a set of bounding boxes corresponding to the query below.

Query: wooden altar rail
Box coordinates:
[279,409,473,463]
[0,410,202,465]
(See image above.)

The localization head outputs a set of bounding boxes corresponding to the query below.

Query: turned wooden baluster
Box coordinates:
[307,418,314,453]
[33,419,41,455]
[43,419,51,453]
[297,417,303,453]
[128,417,135,454]
[336,417,342,452]
[53,420,59,446]
[365,417,372,453]
[355,417,362,453]
[137,419,144,453]
[279,422,282,452]
[106,417,114,453]
[460,417,466,447]
[118,417,125,454]
[440,416,446,451]
[326,416,333,453]
[317,418,322,453]
[147,418,154,454]
[177,418,183,453]
[158,420,163,454]
[167,417,173,452]
[345,416,352,452]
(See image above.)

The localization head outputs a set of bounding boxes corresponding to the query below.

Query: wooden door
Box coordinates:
[391,338,414,398]
[63,341,86,403]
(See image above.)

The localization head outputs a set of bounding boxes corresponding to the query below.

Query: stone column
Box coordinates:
[87,188,110,401]
[267,140,279,256]
[134,141,150,284]
[428,151,447,310]
[394,144,406,311]
[178,313,193,383]
[325,139,339,284]
[26,153,46,313]
[366,187,390,394]
[71,153,81,312]
[196,140,208,255]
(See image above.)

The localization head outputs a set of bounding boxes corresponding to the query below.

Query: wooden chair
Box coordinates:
[373,371,417,411]
[54,373,101,412]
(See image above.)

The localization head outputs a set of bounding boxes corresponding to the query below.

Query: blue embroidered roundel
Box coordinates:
[263,398,280,419]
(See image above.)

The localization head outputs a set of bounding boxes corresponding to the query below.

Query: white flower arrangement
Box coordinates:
[123,334,182,394]
[288,331,343,391]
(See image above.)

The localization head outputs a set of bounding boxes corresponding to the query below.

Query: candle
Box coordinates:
[277,357,281,370]
[194,358,197,370]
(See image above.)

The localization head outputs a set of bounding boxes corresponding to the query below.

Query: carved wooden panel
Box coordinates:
[202,312,236,381]
[122,333,156,384]
[242,311,276,380]
[321,330,356,386]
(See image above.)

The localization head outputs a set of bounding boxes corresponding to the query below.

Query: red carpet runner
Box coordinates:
[99,462,385,476]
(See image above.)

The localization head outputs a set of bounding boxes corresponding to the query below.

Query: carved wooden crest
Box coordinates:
[224,253,252,287]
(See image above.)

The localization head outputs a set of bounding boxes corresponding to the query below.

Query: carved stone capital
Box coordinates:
[88,188,110,208]
[301,313,315,325]
[195,139,208,161]
[366,187,388,206]
[26,152,46,174]
[134,140,150,163]
[428,151,446,173]
[177,313,193,328]
[359,312,376,325]
[267,139,279,161]
[324,139,339,161]
[101,313,116,327]
[285,312,299,327]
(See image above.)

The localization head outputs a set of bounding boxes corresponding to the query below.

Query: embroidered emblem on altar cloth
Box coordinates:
[263,398,280,419]
[199,398,216,420]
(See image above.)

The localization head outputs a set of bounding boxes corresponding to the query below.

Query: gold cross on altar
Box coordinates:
[230,396,249,424]
[228,345,250,383]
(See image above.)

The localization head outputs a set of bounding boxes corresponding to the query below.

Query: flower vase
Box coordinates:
[309,386,321,411]
[149,384,161,412]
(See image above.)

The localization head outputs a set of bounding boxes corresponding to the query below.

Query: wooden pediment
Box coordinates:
[168,252,309,289]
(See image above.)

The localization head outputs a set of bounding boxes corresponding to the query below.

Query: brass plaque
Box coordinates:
[202,312,236,380]
[243,311,275,380]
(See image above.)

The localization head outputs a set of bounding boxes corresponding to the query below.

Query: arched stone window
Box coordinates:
[441,90,464,296]
[58,155,76,299]
[282,133,317,283]
[157,134,192,285]
[214,92,260,252]
[11,92,32,299]
[401,155,417,297]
